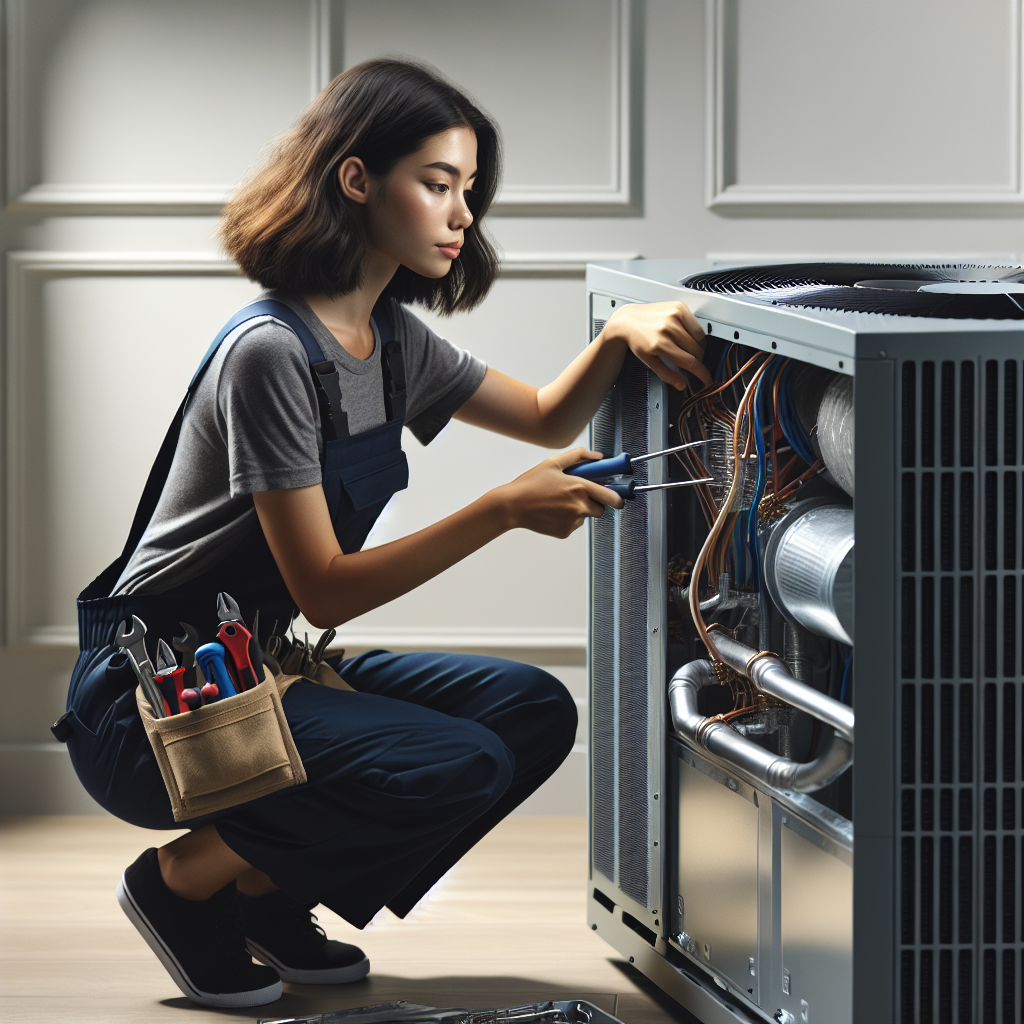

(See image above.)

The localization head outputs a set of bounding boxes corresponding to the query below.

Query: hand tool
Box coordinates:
[310,628,336,673]
[116,616,167,719]
[565,441,714,500]
[154,639,188,715]
[172,622,204,692]
[195,642,237,700]
[216,592,264,690]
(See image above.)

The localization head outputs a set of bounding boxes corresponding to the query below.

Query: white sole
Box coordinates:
[116,873,283,1007]
[247,939,370,984]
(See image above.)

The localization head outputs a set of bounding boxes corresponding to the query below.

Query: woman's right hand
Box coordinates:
[493,448,625,538]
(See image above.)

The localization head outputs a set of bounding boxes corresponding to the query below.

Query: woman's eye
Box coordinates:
[426,183,449,194]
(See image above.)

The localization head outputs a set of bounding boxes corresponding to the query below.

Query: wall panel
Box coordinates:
[706,0,1024,209]
[5,254,260,643]
[341,0,638,215]
[6,0,323,212]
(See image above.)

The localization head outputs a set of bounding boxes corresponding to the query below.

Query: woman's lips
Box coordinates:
[437,243,462,259]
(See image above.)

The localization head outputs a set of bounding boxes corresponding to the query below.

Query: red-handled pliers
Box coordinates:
[216,592,262,692]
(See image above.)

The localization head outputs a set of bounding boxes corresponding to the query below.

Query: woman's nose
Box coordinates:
[451,191,473,230]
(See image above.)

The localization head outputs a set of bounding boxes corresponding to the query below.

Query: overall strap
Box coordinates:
[119,300,328,568]
[374,299,407,423]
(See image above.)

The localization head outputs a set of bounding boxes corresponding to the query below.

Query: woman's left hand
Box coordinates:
[601,301,713,390]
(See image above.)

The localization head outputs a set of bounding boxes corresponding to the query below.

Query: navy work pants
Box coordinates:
[186,651,574,928]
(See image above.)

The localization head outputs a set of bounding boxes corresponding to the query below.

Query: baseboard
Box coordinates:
[513,744,587,815]
[0,741,587,817]
[0,744,106,815]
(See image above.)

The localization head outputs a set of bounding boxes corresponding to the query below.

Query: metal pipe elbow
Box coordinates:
[710,630,855,743]
[667,660,853,794]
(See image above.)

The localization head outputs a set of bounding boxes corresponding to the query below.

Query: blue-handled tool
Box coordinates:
[565,440,714,499]
[195,642,238,701]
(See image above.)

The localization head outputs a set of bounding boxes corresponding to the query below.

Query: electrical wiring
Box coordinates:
[689,355,772,660]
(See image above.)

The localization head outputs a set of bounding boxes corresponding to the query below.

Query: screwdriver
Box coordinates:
[565,440,713,499]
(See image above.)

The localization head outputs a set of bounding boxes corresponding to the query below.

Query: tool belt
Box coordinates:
[136,660,352,822]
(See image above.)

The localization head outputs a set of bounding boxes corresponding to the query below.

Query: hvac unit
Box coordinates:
[585,260,1024,1024]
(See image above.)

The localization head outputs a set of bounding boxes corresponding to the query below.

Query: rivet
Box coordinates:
[629,956,635,963]
[592,924,597,930]
[839,361,844,368]
[733,331,739,340]
[771,341,777,349]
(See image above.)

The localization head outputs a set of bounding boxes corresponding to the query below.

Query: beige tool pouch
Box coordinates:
[137,666,306,823]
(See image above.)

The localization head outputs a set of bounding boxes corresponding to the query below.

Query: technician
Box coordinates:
[63,57,709,1008]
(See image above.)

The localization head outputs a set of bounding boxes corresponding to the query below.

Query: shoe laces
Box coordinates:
[282,899,327,947]
[205,895,252,972]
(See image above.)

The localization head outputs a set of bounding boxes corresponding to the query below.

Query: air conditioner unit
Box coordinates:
[585,260,1024,1024]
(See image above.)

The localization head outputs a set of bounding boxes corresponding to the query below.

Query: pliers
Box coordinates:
[565,440,713,499]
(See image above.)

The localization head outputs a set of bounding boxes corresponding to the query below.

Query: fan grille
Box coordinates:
[683,264,1024,320]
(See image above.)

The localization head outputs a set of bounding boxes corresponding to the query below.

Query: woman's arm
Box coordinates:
[253,448,622,628]
[454,301,712,448]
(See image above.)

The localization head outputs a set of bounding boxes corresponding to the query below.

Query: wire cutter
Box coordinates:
[565,440,713,499]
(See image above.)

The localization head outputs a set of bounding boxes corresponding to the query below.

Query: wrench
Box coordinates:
[172,622,203,692]
[116,616,167,719]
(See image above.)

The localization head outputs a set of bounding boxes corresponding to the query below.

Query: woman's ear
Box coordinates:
[338,156,371,204]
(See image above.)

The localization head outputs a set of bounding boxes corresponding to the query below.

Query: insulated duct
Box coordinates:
[817,375,854,497]
[763,499,854,645]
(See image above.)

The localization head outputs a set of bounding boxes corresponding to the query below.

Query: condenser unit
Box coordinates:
[585,260,1024,1024]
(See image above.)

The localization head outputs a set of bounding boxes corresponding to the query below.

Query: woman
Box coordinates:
[62,57,708,1008]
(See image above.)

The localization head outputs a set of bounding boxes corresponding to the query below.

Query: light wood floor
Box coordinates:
[0,815,692,1024]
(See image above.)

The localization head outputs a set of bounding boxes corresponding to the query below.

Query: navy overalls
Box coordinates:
[62,299,577,928]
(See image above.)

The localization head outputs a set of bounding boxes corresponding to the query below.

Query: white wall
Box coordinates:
[3,0,1022,814]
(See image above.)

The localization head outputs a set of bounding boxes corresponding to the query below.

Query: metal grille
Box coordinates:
[898,358,1024,1023]
[589,352,652,906]
[591,390,618,883]
[616,355,651,906]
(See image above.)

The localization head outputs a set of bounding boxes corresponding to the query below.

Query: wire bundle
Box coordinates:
[673,345,823,660]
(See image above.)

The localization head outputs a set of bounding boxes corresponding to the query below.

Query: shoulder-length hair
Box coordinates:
[220,57,501,314]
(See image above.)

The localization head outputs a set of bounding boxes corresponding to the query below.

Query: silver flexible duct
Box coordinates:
[667,660,853,793]
[817,374,854,497]
[762,500,854,645]
[710,630,854,743]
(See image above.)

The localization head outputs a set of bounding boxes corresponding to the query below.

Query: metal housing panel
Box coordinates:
[677,756,760,996]
[779,815,853,1024]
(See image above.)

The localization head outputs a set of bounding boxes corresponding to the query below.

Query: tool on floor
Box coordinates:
[256,998,626,1024]
[154,639,187,715]
[216,592,261,692]
[565,440,714,499]
[116,616,167,719]
[195,642,237,701]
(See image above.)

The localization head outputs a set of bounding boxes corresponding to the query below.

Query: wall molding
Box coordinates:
[4,0,330,214]
[5,248,623,649]
[6,0,640,217]
[489,0,640,216]
[705,0,1024,212]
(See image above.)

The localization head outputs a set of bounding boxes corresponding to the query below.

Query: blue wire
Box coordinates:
[840,651,853,704]
[777,364,817,466]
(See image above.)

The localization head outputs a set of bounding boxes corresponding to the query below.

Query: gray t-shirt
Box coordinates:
[113,293,486,596]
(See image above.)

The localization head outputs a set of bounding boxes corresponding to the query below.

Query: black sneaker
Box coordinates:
[116,848,282,1007]
[239,889,370,984]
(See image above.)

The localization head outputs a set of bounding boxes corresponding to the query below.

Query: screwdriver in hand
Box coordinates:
[565,440,713,499]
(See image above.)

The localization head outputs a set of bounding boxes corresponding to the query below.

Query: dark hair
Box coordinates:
[220,57,501,314]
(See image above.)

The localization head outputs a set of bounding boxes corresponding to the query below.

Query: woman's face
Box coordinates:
[364,127,478,279]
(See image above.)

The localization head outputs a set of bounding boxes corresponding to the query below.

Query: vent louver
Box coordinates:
[899,357,1024,1022]
[589,352,654,909]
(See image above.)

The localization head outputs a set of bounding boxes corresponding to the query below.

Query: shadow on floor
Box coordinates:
[159,972,683,1024]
